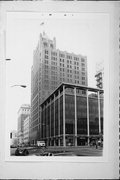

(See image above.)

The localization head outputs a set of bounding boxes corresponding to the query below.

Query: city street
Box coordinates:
[10,146,103,156]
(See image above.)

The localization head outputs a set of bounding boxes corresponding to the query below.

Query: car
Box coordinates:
[10,145,17,148]
[42,152,54,156]
[15,147,29,156]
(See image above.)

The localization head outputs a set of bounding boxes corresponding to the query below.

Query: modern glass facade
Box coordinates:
[65,95,75,135]
[89,97,99,135]
[41,83,104,147]
[77,96,87,135]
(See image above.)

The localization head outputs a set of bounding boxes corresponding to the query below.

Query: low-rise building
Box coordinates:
[40,83,104,147]
[17,104,30,145]
[10,130,18,147]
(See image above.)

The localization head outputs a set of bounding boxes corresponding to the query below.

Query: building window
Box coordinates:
[82,72,85,75]
[51,51,57,56]
[81,63,85,67]
[82,81,85,85]
[50,44,53,48]
[43,42,48,47]
[45,55,48,59]
[67,55,72,59]
[59,53,65,58]
[82,77,85,80]
[45,60,48,64]
[45,50,48,54]
[81,58,85,62]
[45,65,49,69]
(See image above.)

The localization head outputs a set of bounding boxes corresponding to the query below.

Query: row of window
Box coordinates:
[43,69,85,76]
[43,78,85,86]
[45,56,85,65]
[45,61,83,70]
[43,42,53,48]
[44,75,85,81]
[45,58,85,65]
[44,50,85,62]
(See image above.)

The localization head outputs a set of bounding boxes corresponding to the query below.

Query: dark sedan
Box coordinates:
[15,147,29,156]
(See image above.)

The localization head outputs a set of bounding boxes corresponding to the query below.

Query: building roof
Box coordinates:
[40,82,104,106]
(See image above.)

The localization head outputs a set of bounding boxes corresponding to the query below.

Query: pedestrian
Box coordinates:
[96,140,98,149]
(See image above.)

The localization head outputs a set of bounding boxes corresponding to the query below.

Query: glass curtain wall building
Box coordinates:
[41,83,103,147]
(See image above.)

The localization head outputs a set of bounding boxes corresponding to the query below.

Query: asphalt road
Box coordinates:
[10,146,103,156]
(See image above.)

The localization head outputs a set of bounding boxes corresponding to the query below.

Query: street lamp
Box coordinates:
[5,58,11,61]
[6,59,27,89]
[11,85,27,88]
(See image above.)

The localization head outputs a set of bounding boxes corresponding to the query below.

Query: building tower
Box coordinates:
[30,32,88,145]
[17,104,30,145]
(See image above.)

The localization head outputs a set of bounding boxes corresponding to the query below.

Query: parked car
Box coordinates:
[15,147,29,156]
[10,145,17,148]
[37,141,46,147]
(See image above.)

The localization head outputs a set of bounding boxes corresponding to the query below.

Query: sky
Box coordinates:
[5,12,109,131]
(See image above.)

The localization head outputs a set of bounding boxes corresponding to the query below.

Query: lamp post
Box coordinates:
[6,59,27,89]
[11,85,27,88]
[5,58,11,61]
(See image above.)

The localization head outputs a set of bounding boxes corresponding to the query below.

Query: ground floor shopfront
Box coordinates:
[42,135,103,147]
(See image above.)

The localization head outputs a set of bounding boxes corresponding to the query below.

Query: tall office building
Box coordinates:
[17,104,31,145]
[30,32,88,145]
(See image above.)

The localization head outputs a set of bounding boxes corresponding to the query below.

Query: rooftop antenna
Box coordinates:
[40,22,45,35]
